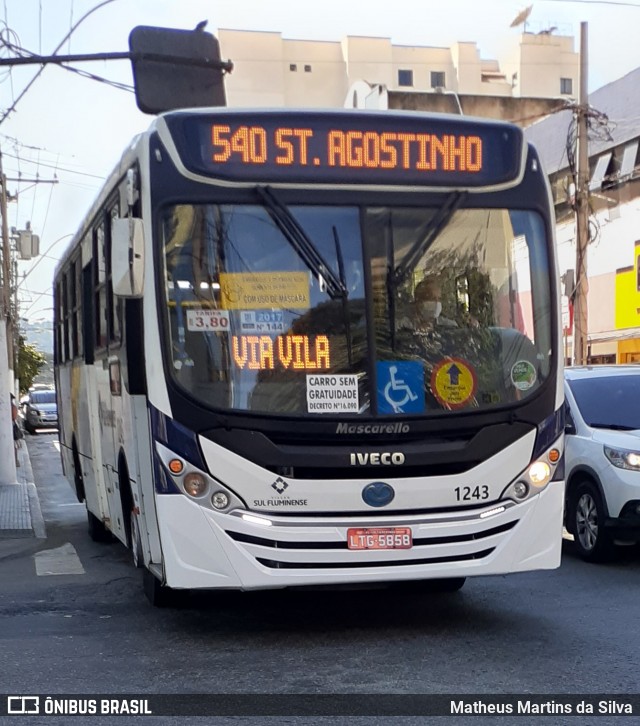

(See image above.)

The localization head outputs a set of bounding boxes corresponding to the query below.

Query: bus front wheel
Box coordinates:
[143,569,178,608]
[394,577,466,593]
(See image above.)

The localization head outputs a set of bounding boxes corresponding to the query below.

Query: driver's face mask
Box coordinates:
[419,300,442,319]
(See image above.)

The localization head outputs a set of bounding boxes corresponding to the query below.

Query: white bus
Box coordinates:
[54,109,564,605]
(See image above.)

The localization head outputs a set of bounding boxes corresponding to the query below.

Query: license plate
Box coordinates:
[347,527,413,550]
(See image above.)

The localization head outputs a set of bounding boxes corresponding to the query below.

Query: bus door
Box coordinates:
[75,247,110,528]
[93,209,128,544]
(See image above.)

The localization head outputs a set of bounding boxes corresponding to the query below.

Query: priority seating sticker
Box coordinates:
[430,358,477,409]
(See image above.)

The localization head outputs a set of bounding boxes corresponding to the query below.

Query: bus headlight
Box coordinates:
[500,437,562,503]
[528,461,551,487]
[155,441,248,514]
[183,473,208,497]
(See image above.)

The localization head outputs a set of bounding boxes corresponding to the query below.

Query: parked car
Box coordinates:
[564,365,640,561]
[24,387,58,434]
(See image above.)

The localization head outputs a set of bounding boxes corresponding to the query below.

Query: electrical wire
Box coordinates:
[0,0,120,125]
[55,63,134,93]
[36,155,58,241]
[1,145,106,179]
[29,150,40,223]
[2,152,105,179]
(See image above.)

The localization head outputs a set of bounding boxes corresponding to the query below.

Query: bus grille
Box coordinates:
[226,520,516,549]
[256,549,494,569]
[223,518,517,571]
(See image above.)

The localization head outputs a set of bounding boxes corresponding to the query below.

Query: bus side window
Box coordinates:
[108,205,122,345]
[83,263,95,365]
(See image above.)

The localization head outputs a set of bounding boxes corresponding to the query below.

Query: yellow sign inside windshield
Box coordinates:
[220,272,310,310]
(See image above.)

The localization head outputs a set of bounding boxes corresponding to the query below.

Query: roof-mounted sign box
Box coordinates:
[128,25,229,114]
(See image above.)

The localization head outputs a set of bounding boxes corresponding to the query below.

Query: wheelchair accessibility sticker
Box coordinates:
[377,361,425,414]
[430,357,477,409]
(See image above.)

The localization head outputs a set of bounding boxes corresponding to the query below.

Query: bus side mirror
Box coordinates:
[564,404,576,436]
[112,217,145,297]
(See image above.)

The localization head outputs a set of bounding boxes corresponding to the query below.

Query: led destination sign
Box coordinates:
[232,334,330,370]
[168,112,524,187]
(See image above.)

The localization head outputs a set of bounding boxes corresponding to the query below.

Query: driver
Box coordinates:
[412,275,457,330]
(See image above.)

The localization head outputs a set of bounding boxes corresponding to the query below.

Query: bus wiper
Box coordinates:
[385,213,397,351]
[332,225,353,366]
[256,186,346,300]
[391,191,466,288]
[589,422,638,431]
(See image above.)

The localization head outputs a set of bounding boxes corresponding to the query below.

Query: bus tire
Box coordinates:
[87,509,112,543]
[143,569,177,608]
[393,577,466,593]
[130,506,144,569]
[432,577,466,592]
[569,480,614,562]
[72,443,85,502]
[117,458,142,568]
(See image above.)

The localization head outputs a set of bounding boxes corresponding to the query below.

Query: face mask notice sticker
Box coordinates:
[511,360,537,391]
[219,271,310,310]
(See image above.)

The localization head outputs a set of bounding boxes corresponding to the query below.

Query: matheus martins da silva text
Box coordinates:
[450,700,633,715]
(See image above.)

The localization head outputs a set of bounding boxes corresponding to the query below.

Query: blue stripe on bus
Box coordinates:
[149,404,205,494]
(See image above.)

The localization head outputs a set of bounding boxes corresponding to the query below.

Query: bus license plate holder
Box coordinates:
[346,527,413,550]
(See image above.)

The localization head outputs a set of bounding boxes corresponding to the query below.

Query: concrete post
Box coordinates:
[0,320,17,484]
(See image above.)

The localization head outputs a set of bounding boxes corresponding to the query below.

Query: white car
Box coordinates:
[24,388,58,434]
[564,365,640,561]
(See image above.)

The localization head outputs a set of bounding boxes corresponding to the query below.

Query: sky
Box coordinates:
[2,0,640,324]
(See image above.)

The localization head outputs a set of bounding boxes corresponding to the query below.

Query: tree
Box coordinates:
[17,335,46,393]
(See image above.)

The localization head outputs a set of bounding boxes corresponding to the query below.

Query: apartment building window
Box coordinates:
[304,65,312,72]
[289,64,297,72]
[398,69,413,87]
[431,71,445,89]
[560,77,573,95]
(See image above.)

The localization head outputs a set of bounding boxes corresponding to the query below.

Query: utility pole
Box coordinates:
[573,21,590,365]
[0,147,17,485]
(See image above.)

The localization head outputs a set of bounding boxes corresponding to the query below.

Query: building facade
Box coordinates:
[218,28,579,109]
[525,68,640,363]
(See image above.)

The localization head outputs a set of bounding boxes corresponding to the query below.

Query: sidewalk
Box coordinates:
[0,440,46,539]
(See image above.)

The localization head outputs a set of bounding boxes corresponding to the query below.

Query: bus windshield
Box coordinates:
[161,202,552,417]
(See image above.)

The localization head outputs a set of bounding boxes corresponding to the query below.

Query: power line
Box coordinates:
[2,149,106,179]
[0,0,120,125]
[542,0,640,6]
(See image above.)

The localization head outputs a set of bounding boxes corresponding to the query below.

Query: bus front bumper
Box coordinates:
[154,481,564,591]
